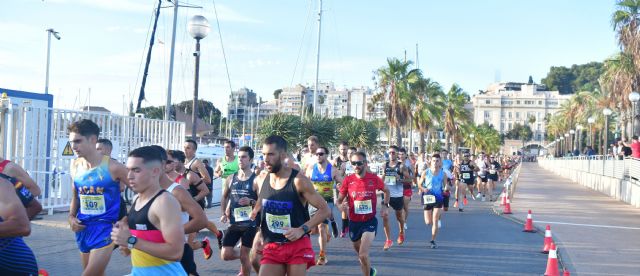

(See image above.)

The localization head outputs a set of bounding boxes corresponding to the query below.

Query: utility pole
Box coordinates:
[313,0,323,115]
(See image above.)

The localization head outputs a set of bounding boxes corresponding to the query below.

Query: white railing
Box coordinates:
[539,155,640,207]
[0,100,185,213]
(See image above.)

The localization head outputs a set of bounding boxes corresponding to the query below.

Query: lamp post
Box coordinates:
[564,133,570,155]
[588,117,595,148]
[555,138,560,157]
[576,124,583,152]
[569,129,575,153]
[45,28,61,95]
[603,108,612,155]
[187,15,210,140]
[469,133,475,155]
[560,137,565,157]
[630,91,640,137]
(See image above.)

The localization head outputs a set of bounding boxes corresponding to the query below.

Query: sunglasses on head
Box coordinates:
[351,161,365,166]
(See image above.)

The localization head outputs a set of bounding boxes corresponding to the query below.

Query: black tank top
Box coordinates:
[128,190,165,231]
[459,160,475,180]
[259,169,309,243]
[229,172,258,226]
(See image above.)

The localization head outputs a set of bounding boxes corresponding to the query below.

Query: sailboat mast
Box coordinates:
[136,0,162,112]
[165,0,179,121]
[313,0,322,116]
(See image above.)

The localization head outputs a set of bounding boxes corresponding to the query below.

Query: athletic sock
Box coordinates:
[342,219,349,231]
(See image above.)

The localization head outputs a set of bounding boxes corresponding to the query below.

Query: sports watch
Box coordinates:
[127,236,138,249]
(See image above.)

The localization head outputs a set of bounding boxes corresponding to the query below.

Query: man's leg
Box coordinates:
[395,209,405,236]
[357,232,375,276]
[285,264,308,276]
[431,208,442,240]
[382,209,391,241]
[402,195,410,225]
[249,231,263,274]
[259,264,286,276]
[240,246,252,276]
[82,244,114,276]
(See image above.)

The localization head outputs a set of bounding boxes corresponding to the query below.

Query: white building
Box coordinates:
[472,82,571,141]
[227,87,258,127]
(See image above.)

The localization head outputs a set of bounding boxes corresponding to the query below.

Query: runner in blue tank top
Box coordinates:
[67,119,129,276]
[418,153,452,249]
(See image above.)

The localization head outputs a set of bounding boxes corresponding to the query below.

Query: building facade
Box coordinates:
[472,82,571,142]
[227,87,258,127]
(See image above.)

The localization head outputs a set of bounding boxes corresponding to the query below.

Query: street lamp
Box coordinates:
[576,124,583,152]
[45,28,61,95]
[629,91,640,137]
[188,15,210,140]
[569,129,575,153]
[603,108,612,155]
[588,117,595,147]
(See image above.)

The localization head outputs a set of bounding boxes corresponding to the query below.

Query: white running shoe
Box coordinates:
[481,195,486,202]
[476,192,482,198]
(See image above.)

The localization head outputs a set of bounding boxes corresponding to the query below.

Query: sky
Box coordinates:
[0,0,620,116]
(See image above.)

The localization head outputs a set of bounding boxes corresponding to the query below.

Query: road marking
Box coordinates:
[536,220,640,230]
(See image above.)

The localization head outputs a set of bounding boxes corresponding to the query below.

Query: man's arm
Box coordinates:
[110,160,130,187]
[172,187,207,234]
[7,163,41,197]
[0,180,30,238]
[67,160,85,232]
[188,172,209,201]
[214,158,223,178]
[196,160,212,185]
[332,169,344,187]
[284,175,330,242]
[220,176,232,222]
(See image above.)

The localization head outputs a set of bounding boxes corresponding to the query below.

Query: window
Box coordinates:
[524,100,534,105]
[500,122,505,131]
[537,123,541,130]
[485,99,491,105]
[516,112,520,119]
[501,111,505,118]
[538,100,542,105]
[508,112,512,119]
[508,123,512,130]
[484,111,491,119]
[516,100,521,105]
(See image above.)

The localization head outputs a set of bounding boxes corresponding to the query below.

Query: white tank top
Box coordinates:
[166,183,190,241]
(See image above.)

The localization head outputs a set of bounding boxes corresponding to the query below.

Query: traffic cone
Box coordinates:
[523,210,536,232]
[541,225,553,253]
[500,190,507,206]
[544,243,560,276]
[563,270,570,276]
[503,197,512,214]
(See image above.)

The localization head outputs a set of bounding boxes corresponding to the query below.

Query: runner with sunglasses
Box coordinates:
[381,145,409,251]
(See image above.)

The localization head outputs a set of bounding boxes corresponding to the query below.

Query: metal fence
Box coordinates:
[0,98,185,213]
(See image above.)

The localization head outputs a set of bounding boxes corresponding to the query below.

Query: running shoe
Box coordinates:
[430,240,438,249]
[458,208,464,212]
[481,195,486,202]
[330,220,339,238]
[476,192,482,198]
[316,253,328,265]
[397,233,405,245]
[237,266,243,276]
[383,240,393,251]
[370,267,377,276]
[202,237,213,260]
[216,230,224,250]
[463,197,469,205]
[340,227,349,238]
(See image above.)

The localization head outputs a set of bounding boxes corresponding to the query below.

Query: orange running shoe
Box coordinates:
[383,240,393,251]
[397,234,405,245]
[202,237,212,260]
[463,197,469,205]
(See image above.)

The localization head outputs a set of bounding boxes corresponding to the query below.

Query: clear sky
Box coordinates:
[0,0,619,116]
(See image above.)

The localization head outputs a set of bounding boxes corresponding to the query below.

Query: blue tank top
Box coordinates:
[442,159,453,172]
[423,169,445,201]
[0,217,38,275]
[74,156,121,223]
[311,163,334,202]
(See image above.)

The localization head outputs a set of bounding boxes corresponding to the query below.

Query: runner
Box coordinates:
[381,145,409,250]
[202,159,215,209]
[454,152,479,211]
[67,119,128,276]
[440,150,455,213]
[214,140,239,193]
[305,146,343,265]
[111,146,186,275]
[169,150,224,260]
[220,146,259,276]
[332,142,354,238]
[300,136,320,172]
[486,155,502,201]
[475,152,489,201]
[337,151,390,276]
[183,139,212,188]
[418,153,452,249]
[0,177,39,275]
[96,138,127,222]
[152,145,207,276]
[397,148,413,231]
[249,135,330,276]
[0,157,43,219]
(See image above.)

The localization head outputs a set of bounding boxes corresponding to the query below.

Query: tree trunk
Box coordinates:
[395,126,402,147]
[444,133,450,152]
[419,131,426,154]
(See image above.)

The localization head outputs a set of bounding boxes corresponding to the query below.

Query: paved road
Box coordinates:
[27,183,547,275]
[507,163,640,276]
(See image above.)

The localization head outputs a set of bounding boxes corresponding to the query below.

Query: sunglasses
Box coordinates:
[351,161,365,166]
[315,152,325,156]
[166,160,174,164]
[388,151,396,154]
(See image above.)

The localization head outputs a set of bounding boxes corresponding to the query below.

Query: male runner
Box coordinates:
[305,146,343,265]
[202,159,215,208]
[220,146,259,276]
[67,119,128,276]
[332,142,352,237]
[111,146,186,275]
[397,148,413,230]
[337,151,389,276]
[214,140,239,186]
[0,177,38,275]
[249,135,330,276]
[152,145,207,276]
[454,152,479,211]
[475,152,489,201]
[418,153,451,249]
[300,136,320,172]
[183,139,212,186]
[0,157,42,219]
[96,138,127,221]
[169,150,223,259]
[381,145,409,250]
[440,150,455,213]
[486,155,502,201]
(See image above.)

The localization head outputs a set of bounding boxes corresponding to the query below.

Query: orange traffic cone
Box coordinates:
[500,190,507,206]
[503,197,512,214]
[39,269,49,276]
[544,243,560,276]
[523,210,536,232]
[563,270,570,276]
[541,225,553,253]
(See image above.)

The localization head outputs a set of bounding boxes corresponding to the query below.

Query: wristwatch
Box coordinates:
[127,236,138,249]
[301,224,310,234]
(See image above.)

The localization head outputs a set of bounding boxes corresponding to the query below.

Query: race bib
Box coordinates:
[462,173,471,179]
[489,170,497,174]
[266,213,291,234]
[423,194,436,204]
[233,206,252,222]
[385,176,397,185]
[79,194,106,215]
[354,200,373,214]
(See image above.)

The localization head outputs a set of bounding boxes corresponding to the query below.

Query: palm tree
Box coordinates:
[257,113,303,149]
[336,119,379,150]
[301,115,337,147]
[442,84,471,151]
[374,57,420,147]
[411,75,445,153]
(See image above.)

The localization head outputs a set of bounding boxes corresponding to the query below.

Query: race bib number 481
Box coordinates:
[265,213,291,234]
[79,194,106,215]
[354,200,373,215]
[233,206,252,222]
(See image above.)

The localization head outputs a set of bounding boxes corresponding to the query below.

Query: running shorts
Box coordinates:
[348,217,377,242]
[222,224,257,248]
[261,236,315,269]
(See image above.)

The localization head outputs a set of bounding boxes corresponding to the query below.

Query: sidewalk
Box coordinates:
[505,163,640,275]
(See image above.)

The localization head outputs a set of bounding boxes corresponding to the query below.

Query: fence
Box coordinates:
[539,156,640,207]
[0,97,185,213]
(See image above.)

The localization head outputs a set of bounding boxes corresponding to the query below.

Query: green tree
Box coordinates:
[411,75,445,153]
[336,119,379,150]
[257,113,302,149]
[443,84,471,151]
[301,115,336,147]
[541,66,575,94]
[273,89,283,100]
